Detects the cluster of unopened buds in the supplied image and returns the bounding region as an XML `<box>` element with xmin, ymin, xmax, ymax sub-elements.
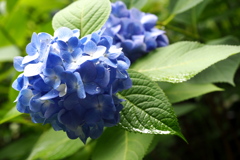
<box><xmin>12</xmin><ymin>1</ymin><xmax>169</xmax><ymax>143</ymax></box>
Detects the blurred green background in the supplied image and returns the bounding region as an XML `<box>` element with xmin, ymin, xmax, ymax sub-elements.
<box><xmin>0</xmin><ymin>0</ymin><xmax>240</xmax><ymax>159</ymax></box>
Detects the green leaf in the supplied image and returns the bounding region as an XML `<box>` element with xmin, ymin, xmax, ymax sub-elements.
<box><xmin>27</xmin><ymin>128</ymin><xmax>84</xmax><ymax>160</ymax></box>
<box><xmin>131</xmin><ymin>42</ymin><xmax>240</xmax><ymax>83</ymax></box>
<box><xmin>158</xmin><ymin>82</ymin><xmax>223</xmax><ymax>103</ymax></box>
<box><xmin>173</xmin><ymin>103</ymin><xmax>197</xmax><ymax>117</ymax></box>
<box><xmin>0</xmin><ymin>45</ymin><xmax>20</xmax><ymax>62</ymax></box>
<box><xmin>6</xmin><ymin>0</ymin><xmax>19</xmax><ymax>13</ymax></box>
<box><xmin>189</xmin><ymin>54</ymin><xmax>240</xmax><ymax>86</ymax></box>
<box><xmin>66</xmin><ymin>140</ymin><xmax>97</xmax><ymax>160</ymax></box>
<box><xmin>170</xmin><ymin>0</ymin><xmax>203</xmax><ymax>15</ymax></box>
<box><xmin>0</xmin><ymin>106</ymin><xmax>22</xmax><ymax>124</ymax></box>
<box><xmin>173</xmin><ymin>0</ymin><xmax>210</xmax><ymax>25</ymax></box>
<box><xmin>92</xmin><ymin>127</ymin><xmax>154</xmax><ymax>160</ymax></box>
<box><xmin>207</xmin><ymin>35</ymin><xmax>240</xmax><ymax>45</ymax></box>
<box><xmin>118</xmin><ymin>70</ymin><xmax>185</xmax><ymax>141</ymax></box>
<box><xmin>52</xmin><ymin>0</ymin><xmax>111</xmax><ymax>37</ymax></box>
<box><xmin>0</xmin><ymin>134</ymin><xmax>39</xmax><ymax>160</ymax></box>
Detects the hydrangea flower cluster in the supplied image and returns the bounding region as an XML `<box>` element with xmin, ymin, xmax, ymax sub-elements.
<box><xmin>12</xmin><ymin>27</ymin><xmax>132</xmax><ymax>143</ymax></box>
<box><xmin>102</xmin><ymin>1</ymin><xmax>169</xmax><ymax>62</ymax></box>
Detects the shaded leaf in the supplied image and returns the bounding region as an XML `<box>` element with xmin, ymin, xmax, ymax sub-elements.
<box><xmin>207</xmin><ymin>35</ymin><xmax>240</xmax><ymax>45</ymax></box>
<box><xmin>27</xmin><ymin>128</ymin><xmax>84</xmax><ymax>160</ymax></box>
<box><xmin>131</xmin><ymin>42</ymin><xmax>240</xmax><ymax>83</ymax></box>
<box><xmin>0</xmin><ymin>106</ymin><xmax>22</xmax><ymax>124</ymax></box>
<box><xmin>118</xmin><ymin>70</ymin><xmax>185</xmax><ymax>141</ymax></box>
<box><xmin>52</xmin><ymin>0</ymin><xmax>111</xmax><ymax>37</ymax></box>
<box><xmin>189</xmin><ymin>54</ymin><xmax>240</xmax><ymax>86</ymax></box>
<box><xmin>173</xmin><ymin>103</ymin><xmax>197</xmax><ymax>117</ymax></box>
<box><xmin>158</xmin><ymin>82</ymin><xmax>223</xmax><ymax>103</ymax></box>
<box><xmin>92</xmin><ymin>127</ymin><xmax>154</xmax><ymax>160</ymax></box>
<box><xmin>169</xmin><ymin>0</ymin><xmax>203</xmax><ymax>15</ymax></box>
<box><xmin>0</xmin><ymin>135</ymin><xmax>39</xmax><ymax>160</ymax></box>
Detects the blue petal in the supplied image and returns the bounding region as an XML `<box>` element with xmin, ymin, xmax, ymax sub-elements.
<box><xmin>40</xmin><ymin>89</ymin><xmax>59</xmax><ymax>100</ymax></box>
<box><xmin>26</xmin><ymin>43</ymin><xmax>37</xmax><ymax>56</ymax></box>
<box><xmin>29</xmin><ymin>97</ymin><xmax>42</xmax><ymax>112</ymax></box>
<box><xmin>141</xmin><ymin>14</ymin><xmax>158</xmax><ymax>30</ymax></box>
<box><xmin>16</xmin><ymin>102</ymin><xmax>30</xmax><ymax>113</ymax></box>
<box><xmin>84</xmin><ymin>82</ymin><xmax>101</xmax><ymax>95</ymax></box>
<box><xmin>91</xmin><ymin>32</ymin><xmax>100</xmax><ymax>43</ymax></box>
<box><xmin>22</xmin><ymin>53</ymin><xmax>39</xmax><ymax>64</ymax></box>
<box><xmin>68</xmin><ymin>37</ymin><xmax>79</xmax><ymax>49</ymax></box>
<box><xmin>63</xmin><ymin>92</ymin><xmax>80</xmax><ymax>110</ymax></box>
<box><xmin>54</xmin><ymin>27</ymin><xmax>73</xmax><ymax>41</ymax></box>
<box><xmin>57</xmin><ymin>40</ymin><xmax>68</xmax><ymax>50</ymax></box>
<box><xmin>84</xmin><ymin>109</ymin><xmax>101</xmax><ymax>125</ymax></box>
<box><xmin>74</xmin><ymin>72</ymin><xmax>86</xmax><ymax>99</ymax></box>
<box><xmin>84</xmin><ymin>40</ymin><xmax>97</xmax><ymax>55</ymax></box>
<box><xmin>13</xmin><ymin>56</ymin><xmax>24</xmax><ymax>72</ymax></box>
<box><xmin>79</xmin><ymin>61</ymin><xmax>97</xmax><ymax>82</ymax></box>
<box><xmin>89</xmin><ymin>121</ymin><xmax>104</xmax><ymax>139</ymax></box>
<box><xmin>12</xmin><ymin>74</ymin><xmax>24</xmax><ymax>91</ymax></box>
<box><xmin>31</xmin><ymin>33</ymin><xmax>40</xmax><ymax>49</ymax></box>
<box><xmin>38</xmin><ymin>32</ymin><xmax>52</xmax><ymax>43</ymax></box>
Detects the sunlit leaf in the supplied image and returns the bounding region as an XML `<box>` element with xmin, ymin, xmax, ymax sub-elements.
<box><xmin>52</xmin><ymin>0</ymin><xmax>111</xmax><ymax>37</ymax></box>
<box><xmin>131</xmin><ymin>42</ymin><xmax>240</xmax><ymax>83</ymax></box>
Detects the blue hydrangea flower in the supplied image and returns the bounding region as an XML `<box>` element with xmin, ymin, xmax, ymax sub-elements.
<box><xmin>12</xmin><ymin>27</ymin><xmax>132</xmax><ymax>143</ymax></box>
<box><xmin>102</xmin><ymin>1</ymin><xmax>169</xmax><ymax>62</ymax></box>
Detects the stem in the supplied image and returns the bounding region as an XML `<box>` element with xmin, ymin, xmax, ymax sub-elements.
<box><xmin>162</xmin><ymin>14</ymin><xmax>175</xmax><ymax>26</ymax></box>
<box><xmin>165</xmin><ymin>24</ymin><xmax>204</xmax><ymax>41</ymax></box>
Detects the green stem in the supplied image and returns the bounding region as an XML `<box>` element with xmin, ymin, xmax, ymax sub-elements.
<box><xmin>166</xmin><ymin>25</ymin><xmax>204</xmax><ymax>41</ymax></box>
<box><xmin>162</xmin><ymin>14</ymin><xmax>175</xmax><ymax>26</ymax></box>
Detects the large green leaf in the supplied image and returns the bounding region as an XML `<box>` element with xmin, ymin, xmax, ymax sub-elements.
<box><xmin>52</xmin><ymin>0</ymin><xmax>111</xmax><ymax>37</ymax></box>
<box><xmin>158</xmin><ymin>82</ymin><xmax>223</xmax><ymax>103</ymax></box>
<box><xmin>0</xmin><ymin>106</ymin><xmax>22</xmax><ymax>124</ymax></box>
<box><xmin>27</xmin><ymin>128</ymin><xmax>84</xmax><ymax>160</ymax></box>
<box><xmin>131</xmin><ymin>42</ymin><xmax>240</xmax><ymax>83</ymax></box>
<box><xmin>189</xmin><ymin>54</ymin><xmax>240</xmax><ymax>86</ymax></box>
<box><xmin>170</xmin><ymin>0</ymin><xmax>203</xmax><ymax>15</ymax></box>
<box><xmin>92</xmin><ymin>127</ymin><xmax>154</xmax><ymax>160</ymax></box>
<box><xmin>118</xmin><ymin>70</ymin><xmax>185</xmax><ymax>141</ymax></box>
<box><xmin>0</xmin><ymin>45</ymin><xmax>20</xmax><ymax>62</ymax></box>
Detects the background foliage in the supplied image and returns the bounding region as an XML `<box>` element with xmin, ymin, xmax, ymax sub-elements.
<box><xmin>0</xmin><ymin>0</ymin><xmax>240</xmax><ymax>159</ymax></box>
